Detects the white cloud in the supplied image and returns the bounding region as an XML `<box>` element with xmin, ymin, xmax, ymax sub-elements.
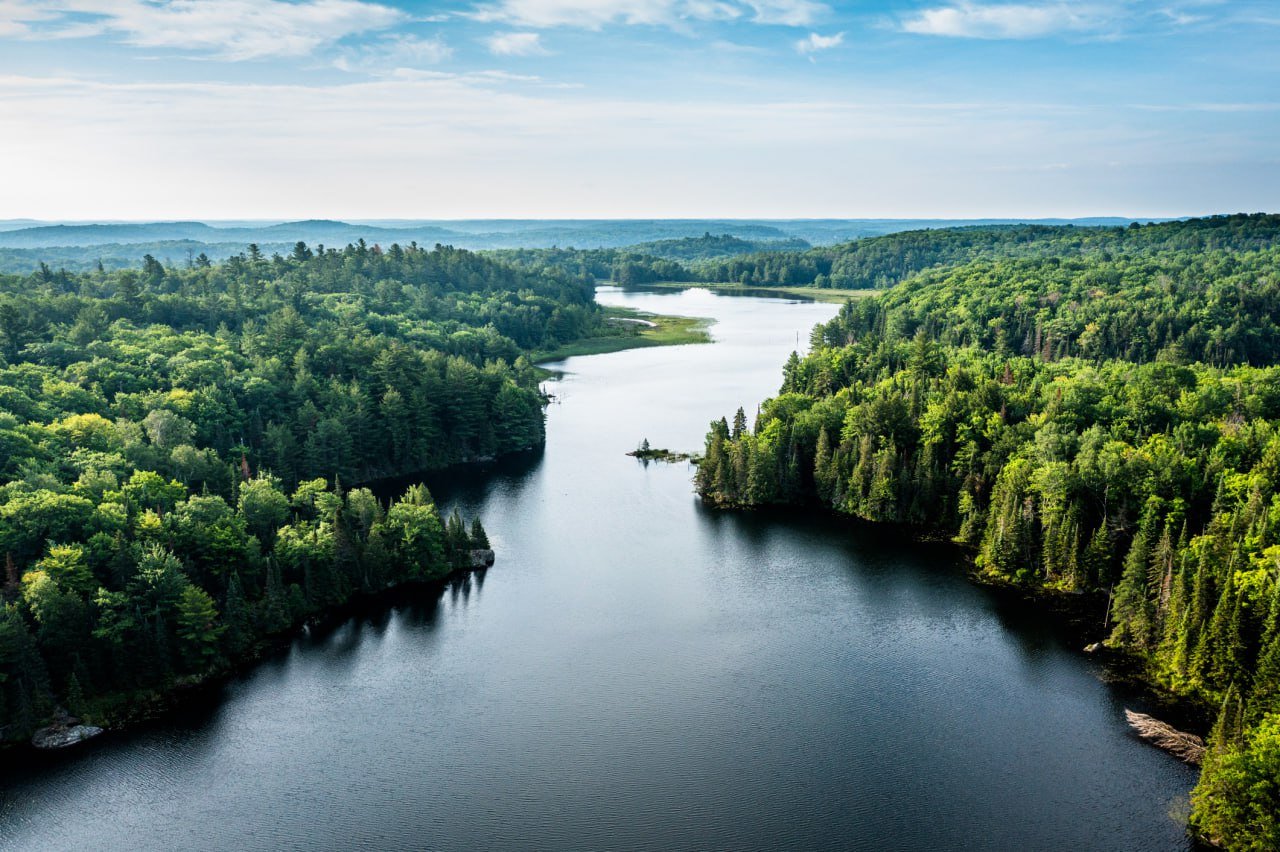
<box><xmin>4</xmin><ymin>71</ymin><xmax>1267</xmax><ymax>221</ymax></box>
<box><xmin>471</xmin><ymin>0</ymin><xmax>689</xmax><ymax>28</ymax></box>
<box><xmin>0</xmin><ymin>0</ymin><xmax>406</xmax><ymax>59</ymax></box>
<box><xmin>746</xmin><ymin>0</ymin><xmax>825</xmax><ymax>27</ymax></box>
<box><xmin>0</xmin><ymin>1</ymin><xmax>58</xmax><ymax>37</ymax></box>
<box><xmin>795</xmin><ymin>30</ymin><xmax>842</xmax><ymax>54</ymax></box>
<box><xmin>487</xmin><ymin>31</ymin><xmax>550</xmax><ymax>55</ymax></box>
<box><xmin>336</xmin><ymin>34</ymin><xmax>453</xmax><ymax>72</ymax></box>
<box><xmin>901</xmin><ymin>2</ymin><xmax>1118</xmax><ymax>39</ymax></box>
<box><xmin>469</xmin><ymin>0</ymin><xmax>826</xmax><ymax>29</ymax></box>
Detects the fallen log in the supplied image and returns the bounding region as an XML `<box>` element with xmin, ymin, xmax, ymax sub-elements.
<box><xmin>1125</xmin><ymin>708</ymin><xmax>1205</xmax><ymax>765</ymax></box>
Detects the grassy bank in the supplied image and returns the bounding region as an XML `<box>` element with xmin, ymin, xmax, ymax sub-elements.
<box><xmin>636</xmin><ymin>281</ymin><xmax>881</xmax><ymax>304</ymax></box>
<box><xmin>535</xmin><ymin>306</ymin><xmax>712</xmax><ymax>363</ymax></box>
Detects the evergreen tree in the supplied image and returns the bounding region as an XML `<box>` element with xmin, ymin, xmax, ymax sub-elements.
<box><xmin>469</xmin><ymin>518</ymin><xmax>490</xmax><ymax>550</ymax></box>
<box><xmin>176</xmin><ymin>586</ymin><xmax>223</xmax><ymax>672</ymax></box>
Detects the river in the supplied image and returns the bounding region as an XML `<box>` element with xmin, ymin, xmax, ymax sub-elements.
<box><xmin>0</xmin><ymin>286</ymin><xmax>1196</xmax><ymax>851</ymax></box>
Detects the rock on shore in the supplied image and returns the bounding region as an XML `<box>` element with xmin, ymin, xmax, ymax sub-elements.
<box><xmin>32</xmin><ymin>723</ymin><xmax>103</xmax><ymax>750</ymax></box>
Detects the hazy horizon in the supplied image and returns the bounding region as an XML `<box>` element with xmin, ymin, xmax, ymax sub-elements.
<box><xmin>0</xmin><ymin>214</ymin><xmax>1201</xmax><ymax>224</ymax></box>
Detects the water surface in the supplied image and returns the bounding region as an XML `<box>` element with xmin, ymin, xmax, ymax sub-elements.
<box><xmin>0</xmin><ymin>286</ymin><xmax>1195</xmax><ymax>851</ymax></box>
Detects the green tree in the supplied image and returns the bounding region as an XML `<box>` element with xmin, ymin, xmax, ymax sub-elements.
<box><xmin>175</xmin><ymin>586</ymin><xmax>223</xmax><ymax>671</ymax></box>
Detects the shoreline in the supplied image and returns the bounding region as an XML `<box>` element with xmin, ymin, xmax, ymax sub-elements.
<box><xmin>533</xmin><ymin>305</ymin><xmax>713</xmax><ymax>364</ymax></box>
<box><xmin>700</xmin><ymin>500</ymin><xmax>1214</xmax><ymax>736</ymax></box>
<box><xmin>3</xmin><ymin>294</ymin><xmax>705</xmax><ymax>763</ymax></box>
<box><xmin>1</xmin><ymin>561</ymin><xmax>488</xmax><ymax>766</ymax></box>
<box><xmin>3</xmin><ymin>444</ymin><xmax>531</xmax><ymax>761</ymax></box>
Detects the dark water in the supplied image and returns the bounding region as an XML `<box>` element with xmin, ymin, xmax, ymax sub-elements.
<box><xmin>0</xmin><ymin>286</ymin><xmax>1195</xmax><ymax>851</ymax></box>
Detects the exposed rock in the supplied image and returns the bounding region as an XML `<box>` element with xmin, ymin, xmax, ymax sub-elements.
<box><xmin>469</xmin><ymin>549</ymin><xmax>496</xmax><ymax>570</ymax></box>
<box><xmin>1125</xmin><ymin>709</ymin><xmax>1205</xmax><ymax>764</ymax></box>
<box><xmin>1083</xmin><ymin>642</ymin><xmax>1104</xmax><ymax>654</ymax></box>
<box><xmin>32</xmin><ymin>724</ymin><xmax>103</xmax><ymax>750</ymax></box>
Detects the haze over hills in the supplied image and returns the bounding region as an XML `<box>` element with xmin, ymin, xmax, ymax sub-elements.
<box><xmin>0</xmin><ymin>216</ymin><xmax>1170</xmax><ymax>272</ymax></box>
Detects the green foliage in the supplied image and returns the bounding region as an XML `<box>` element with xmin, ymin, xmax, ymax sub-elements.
<box><xmin>1193</xmin><ymin>712</ymin><xmax>1280</xmax><ymax>849</ymax></box>
<box><xmin>175</xmin><ymin>586</ymin><xmax>223</xmax><ymax>671</ymax></box>
<box><xmin>381</xmin><ymin>491</ymin><xmax>446</xmax><ymax>580</ymax></box>
<box><xmin>694</xmin><ymin>214</ymin><xmax>1280</xmax><ymax>291</ymax></box>
<box><xmin>620</xmin><ymin>233</ymin><xmax>810</xmax><ymax>262</ymax></box>
<box><xmin>469</xmin><ymin>517</ymin><xmax>490</xmax><ymax>550</ymax></box>
<box><xmin>695</xmin><ymin>215</ymin><xmax>1280</xmax><ymax>847</ymax></box>
<box><xmin>0</xmin><ymin>240</ymin><xmax>580</xmax><ymax>741</ymax></box>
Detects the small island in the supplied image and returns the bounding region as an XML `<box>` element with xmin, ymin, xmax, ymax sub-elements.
<box><xmin>627</xmin><ymin>439</ymin><xmax>696</xmax><ymax>463</ymax></box>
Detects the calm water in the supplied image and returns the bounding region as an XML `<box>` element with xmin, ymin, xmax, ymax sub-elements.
<box><xmin>0</xmin><ymin>286</ymin><xmax>1195</xmax><ymax>851</ymax></box>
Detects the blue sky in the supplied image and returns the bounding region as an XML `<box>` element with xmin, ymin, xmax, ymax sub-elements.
<box><xmin>0</xmin><ymin>0</ymin><xmax>1276</xmax><ymax>219</ymax></box>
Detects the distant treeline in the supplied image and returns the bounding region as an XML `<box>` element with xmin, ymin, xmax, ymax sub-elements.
<box><xmin>493</xmin><ymin>214</ymin><xmax>1280</xmax><ymax>296</ymax></box>
<box><xmin>690</xmin><ymin>214</ymin><xmax>1280</xmax><ymax>289</ymax></box>
<box><xmin>488</xmin><ymin>233</ymin><xmax>795</xmax><ymax>285</ymax></box>
<box><xmin>694</xmin><ymin>215</ymin><xmax>1280</xmax><ymax>849</ymax></box>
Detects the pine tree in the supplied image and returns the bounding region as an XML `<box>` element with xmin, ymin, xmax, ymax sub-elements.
<box><xmin>867</xmin><ymin>441</ymin><xmax>898</xmax><ymax>522</ymax></box>
<box><xmin>1210</xmin><ymin>683</ymin><xmax>1246</xmax><ymax>752</ymax></box>
<box><xmin>262</xmin><ymin>561</ymin><xmax>290</xmax><ymax>633</ymax></box>
<box><xmin>65</xmin><ymin>671</ymin><xmax>86</xmax><ymax>718</ymax></box>
<box><xmin>176</xmin><ymin>586</ymin><xmax>223</xmax><ymax>672</ymax></box>
<box><xmin>469</xmin><ymin>518</ymin><xmax>490</xmax><ymax>550</ymax></box>
<box><xmin>445</xmin><ymin>509</ymin><xmax>469</xmax><ymax>569</ymax></box>
<box><xmin>781</xmin><ymin>351</ymin><xmax>801</xmax><ymax>392</ymax></box>
<box><xmin>698</xmin><ymin>431</ymin><xmax>725</xmax><ymax>496</ymax></box>
<box><xmin>814</xmin><ymin>428</ymin><xmax>836</xmax><ymax>505</ymax></box>
<box><xmin>222</xmin><ymin>573</ymin><xmax>252</xmax><ymax>655</ymax></box>
<box><xmin>731</xmin><ymin>440</ymin><xmax>749</xmax><ymax>501</ymax></box>
<box><xmin>1111</xmin><ymin>502</ymin><xmax>1161</xmax><ymax>648</ymax></box>
<box><xmin>1207</xmin><ymin>572</ymin><xmax>1245</xmax><ymax>689</ymax></box>
<box><xmin>1251</xmin><ymin>624</ymin><xmax>1280</xmax><ymax>719</ymax></box>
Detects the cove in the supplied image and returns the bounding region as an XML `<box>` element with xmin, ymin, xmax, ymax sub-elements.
<box><xmin>0</xmin><ymin>287</ymin><xmax>1196</xmax><ymax>851</ymax></box>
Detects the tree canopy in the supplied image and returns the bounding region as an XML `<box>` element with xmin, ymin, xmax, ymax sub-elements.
<box><xmin>0</xmin><ymin>240</ymin><xmax>597</xmax><ymax>744</ymax></box>
<box><xmin>694</xmin><ymin>215</ymin><xmax>1280</xmax><ymax>847</ymax></box>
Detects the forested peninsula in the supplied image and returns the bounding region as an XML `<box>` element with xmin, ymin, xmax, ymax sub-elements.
<box><xmin>694</xmin><ymin>214</ymin><xmax>1280</xmax><ymax>848</ymax></box>
<box><xmin>0</xmin><ymin>240</ymin><xmax>611</xmax><ymax>747</ymax></box>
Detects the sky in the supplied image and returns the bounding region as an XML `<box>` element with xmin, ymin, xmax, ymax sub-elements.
<box><xmin>0</xmin><ymin>0</ymin><xmax>1277</xmax><ymax>219</ymax></box>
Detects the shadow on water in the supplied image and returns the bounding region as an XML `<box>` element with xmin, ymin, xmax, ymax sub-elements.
<box><xmin>0</xmin><ymin>574</ymin><xmax>458</xmax><ymax>792</ymax></box>
<box><xmin>695</xmin><ymin>499</ymin><xmax>1208</xmax><ymax>730</ymax></box>
<box><xmin>365</xmin><ymin>446</ymin><xmax>546</xmax><ymax>506</ymax></box>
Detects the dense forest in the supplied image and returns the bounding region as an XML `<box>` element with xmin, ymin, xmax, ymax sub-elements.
<box><xmin>0</xmin><ymin>240</ymin><xmax>601</xmax><ymax>745</ymax></box>
<box><xmin>618</xmin><ymin>233</ymin><xmax>810</xmax><ymax>262</ymax></box>
<box><xmin>692</xmin><ymin>214</ymin><xmax>1280</xmax><ymax>290</ymax></box>
<box><xmin>696</xmin><ymin>216</ymin><xmax>1280</xmax><ymax>848</ymax></box>
<box><xmin>491</xmin><ymin>234</ymin><xmax>806</xmax><ymax>286</ymax></box>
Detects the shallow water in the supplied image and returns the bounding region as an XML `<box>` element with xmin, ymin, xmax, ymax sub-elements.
<box><xmin>0</xmin><ymin>286</ymin><xmax>1195</xmax><ymax>851</ymax></box>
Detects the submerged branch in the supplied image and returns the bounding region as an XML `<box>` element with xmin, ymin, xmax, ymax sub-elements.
<box><xmin>1125</xmin><ymin>709</ymin><xmax>1205</xmax><ymax>765</ymax></box>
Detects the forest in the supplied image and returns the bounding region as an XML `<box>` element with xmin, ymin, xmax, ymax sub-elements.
<box><xmin>0</xmin><ymin>240</ymin><xmax>602</xmax><ymax>745</ymax></box>
<box><xmin>691</xmin><ymin>213</ymin><xmax>1280</xmax><ymax>290</ymax></box>
<box><xmin>695</xmin><ymin>215</ymin><xmax>1280</xmax><ymax>849</ymax></box>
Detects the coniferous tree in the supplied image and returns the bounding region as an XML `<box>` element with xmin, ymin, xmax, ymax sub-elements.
<box><xmin>469</xmin><ymin>518</ymin><xmax>490</xmax><ymax>550</ymax></box>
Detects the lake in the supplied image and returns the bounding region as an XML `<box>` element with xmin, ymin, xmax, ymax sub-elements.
<box><xmin>0</xmin><ymin>286</ymin><xmax>1196</xmax><ymax>851</ymax></box>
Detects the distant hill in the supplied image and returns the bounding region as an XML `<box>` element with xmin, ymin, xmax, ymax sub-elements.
<box><xmin>0</xmin><ymin>220</ymin><xmax>458</xmax><ymax>250</ymax></box>
<box><xmin>624</xmin><ymin>233</ymin><xmax>810</xmax><ymax>261</ymax></box>
<box><xmin>0</xmin><ymin>216</ymin><xmax>1176</xmax><ymax>273</ymax></box>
